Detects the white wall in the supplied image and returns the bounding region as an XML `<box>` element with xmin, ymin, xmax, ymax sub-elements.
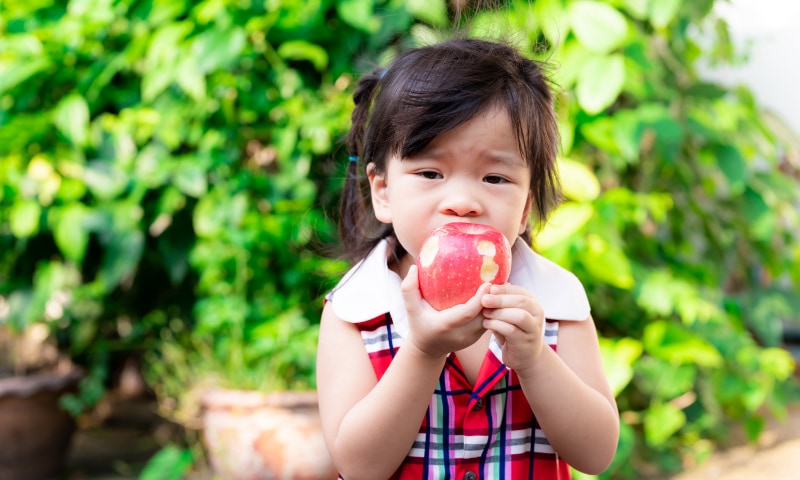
<box><xmin>704</xmin><ymin>0</ymin><xmax>800</xmax><ymax>136</ymax></box>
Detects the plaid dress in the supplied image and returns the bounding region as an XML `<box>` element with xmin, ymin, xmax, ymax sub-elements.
<box><xmin>348</xmin><ymin>312</ymin><xmax>571</xmax><ymax>480</ymax></box>
<box><xmin>328</xmin><ymin>238</ymin><xmax>589</xmax><ymax>479</ymax></box>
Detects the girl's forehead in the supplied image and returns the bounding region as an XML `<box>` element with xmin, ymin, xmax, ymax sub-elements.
<box><xmin>418</xmin><ymin>108</ymin><xmax>523</xmax><ymax>151</ymax></box>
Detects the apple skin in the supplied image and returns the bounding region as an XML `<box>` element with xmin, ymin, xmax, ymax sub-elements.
<box><xmin>416</xmin><ymin>222</ymin><xmax>512</xmax><ymax>311</ymax></box>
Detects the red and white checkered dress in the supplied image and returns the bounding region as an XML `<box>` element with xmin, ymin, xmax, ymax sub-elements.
<box><xmin>328</xmin><ymin>238</ymin><xmax>591</xmax><ymax>480</ymax></box>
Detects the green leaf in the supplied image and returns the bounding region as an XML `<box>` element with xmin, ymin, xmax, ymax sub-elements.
<box><xmin>635</xmin><ymin>270</ymin><xmax>674</xmax><ymax>318</ymax></box>
<box><xmin>620</xmin><ymin>0</ymin><xmax>649</xmax><ymax>20</ymax></box>
<box><xmin>536</xmin><ymin>202</ymin><xmax>594</xmax><ymax>250</ymax></box>
<box><xmin>636</xmin><ymin>269</ymin><xmax>721</xmax><ymax>324</ymax></box>
<box><xmin>192</xmin><ymin>27</ymin><xmax>247</xmax><ymax>73</ymax></box>
<box><xmin>142</xmin><ymin>0</ymin><xmax>187</xmax><ymax>25</ymax></box>
<box><xmin>173</xmin><ymin>160</ymin><xmax>208</xmax><ymax>198</ymax></box>
<box><xmin>686</xmin><ymin>82</ymin><xmax>728</xmax><ymax>99</ymax></box>
<box><xmin>742</xmin><ymin>188</ymin><xmax>775</xmax><ymax>241</ymax></box>
<box><xmin>10</xmin><ymin>199</ymin><xmax>42</xmax><ymax>238</ymax></box>
<box><xmin>156</xmin><ymin>185</ymin><xmax>187</xmax><ymax>216</ymax></box>
<box><xmin>139</xmin><ymin>444</ymin><xmax>194</xmax><ymax>480</ymax></box>
<box><xmin>599</xmin><ymin>337</ymin><xmax>643</xmax><ymax>396</ymax></box>
<box><xmin>714</xmin><ymin>144</ymin><xmax>747</xmax><ymax>193</ymax></box>
<box><xmin>175</xmin><ymin>58</ymin><xmax>206</xmax><ymax>100</ymax></box>
<box><xmin>643</xmin><ymin>321</ymin><xmax>723</xmax><ymax>367</ymax></box>
<box><xmin>85</xmin><ymin>54</ymin><xmax>129</xmax><ymax>103</ymax></box>
<box><xmin>580</xmin><ymin>117</ymin><xmax>619</xmax><ymax>152</ymax></box>
<box><xmin>636</xmin><ymin>357</ymin><xmax>697</xmax><ymax>401</ymax></box>
<box><xmin>559</xmin><ymin>158</ymin><xmax>601</xmax><ymax>202</ymax></box>
<box><xmin>644</xmin><ymin>402</ymin><xmax>686</xmax><ymax>446</ymax></box>
<box><xmin>610</xmin><ymin>423</ymin><xmax>637</xmax><ymax>476</ymax></box>
<box><xmin>194</xmin><ymin>295</ymin><xmax>248</xmax><ymax>333</ymax></box>
<box><xmin>744</xmin><ymin>415</ymin><xmax>765</xmax><ymax>443</ymax></box>
<box><xmin>405</xmin><ymin>0</ymin><xmax>447</xmax><ymax>27</ymax></box>
<box><xmin>99</xmin><ymin>229</ymin><xmax>145</xmax><ymax>292</ymax></box>
<box><xmin>557</xmin><ymin>113</ymin><xmax>574</xmax><ymax>155</ymax></box>
<box><xmin>759</xmin><ymin>347</ymin><xmax>796</xmax><ymax>381</ymax></box>
<box><xmin>193</xmin><ymin>194</ymin><xmax>223</xmax><ymax>238</ymax></box>
<box><xmin>741</xmin><ymin>384</ymin><xmax>769</xmax><ymax>412</ymax></box>
<box><xmin>53</xmin><ymin>94</ymin><xmax>90</xmax><ymax>147</ymax></box>
<box><xmin>28</xmin><ymin>260</ymin><xmax>77</xmax><ymax>324</ymax></box>
<box><xmin>52</xmin><ymin>203</ymin><xmax>90</xmax><ymax>264</ymax></box>
<box><xmin>0</xmin><ymin>113</ymin><xmax>51</xmax><ymax>154</ymax></box>
<box><xmin>552</xmin><ymin>40</ymin><xmax>593</xmax><ymax>89</ymax></box>
<box><xmin>193</xmin><ymin>191</ymin><xmax>248</xmax><ymax>238</ymax></box>
<box><xmin>649</xmin><ymin>0</ymin><xmax>682</xmax><ymax>29</ymax></box>
<box><xmin>568</xmin><ymin>1</ymin><xmax>628</xmax><ymax>53</ymax></box>
<box><xmin>277</xmin><ymin>40</ymin><xmax>329</xmax><ymax>71</ymax></box>
<box><xmin>534</xmin><ymin>0</ymin><xmax>569</xmax><ymax>47</ymax></box>
<box><xmin>142</xmin><ymin>22</ymin><xmax>193</xmax><ymax>100</ymax></box>
<box><xmin>337</xmin><ymin>0</ymin><xmax>381</xmax><ymax>33</ymax></box>
<box><xmin>581</xmin><ymin>233</ymin><xmax>634</xmax><ymax>289</ymax></box>
<box><xmin>576</xmin><ymin>54</ymin><xmax>625</xmax><ymax>114</ymax></box>
<box><xmin>649</xmin><ymin>117</ymin><xmax>683</xmax><ymax>161</ymax></box>
<box><xmin>83</xmin><ymin>160</ymin><xmax>129</xmax><ymax>200</ymax></box>
<box><xmin>141</xmin><ymin>67</ymin><xmax>174</xmax><ymax>102</ymax></box>
<box><xmin>0</xmin><ymin>57</ymin><xmax>50</xmax><ymax>96</ymax></box>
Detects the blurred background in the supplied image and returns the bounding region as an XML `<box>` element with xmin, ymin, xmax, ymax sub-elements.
<box><xmin>1</xmin><ymin>0</ymin><xmax>799</xmax><ymax>479</ymax></box>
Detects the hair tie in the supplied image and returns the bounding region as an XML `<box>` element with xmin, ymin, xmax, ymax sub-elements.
<box><xmin>379</xmin><ymin>69</ymin><xmax>387</xmax><ymax>79</ymax></box>
<box><xmin>348</xmin><ymin>155</ymin><xmax>359</xmax><ymax>163</ymax></box>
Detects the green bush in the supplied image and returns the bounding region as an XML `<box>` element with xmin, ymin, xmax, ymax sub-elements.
<box><xmin>472</xmin><ymin>0</ymin><xmax>800</xmax><ymax>477</ymax></box>
<box><xmin>0</xmin><ymin>0</ymin><xmax>443</xmax><ymax>419</ymax></box>
<box><xmin>1</xmin><ymin>0</ymin><xmax>798</xmax><ymax>478</ymax></box>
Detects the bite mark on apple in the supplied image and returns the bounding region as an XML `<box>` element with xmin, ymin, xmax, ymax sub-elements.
<box><xmin>419</xmin><ymin>235</ymin><xmax>439</xmax><ymax>268</ymax></box>
<box><xmin>477</xmin><ymin>240</ymin><xmax>500</xmax><ymax>282</ymax></box>
<box><xmin>476</xmin><ymin>240</ymin><xmax>496</xmax><ymax>257</ymax></box>
<box><xmin>480</xmin><ymin>257</ymin><xmax>499</xmax><ymax>282</ymax></box>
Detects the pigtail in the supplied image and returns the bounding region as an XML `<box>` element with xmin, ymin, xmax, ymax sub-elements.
<box><xmin>339</xmin><ymin>68</ymin><xmax>386</xmax><ymax>262</ymax></box>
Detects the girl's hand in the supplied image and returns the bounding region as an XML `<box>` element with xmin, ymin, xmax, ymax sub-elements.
<box><xmin>480</xmin><ymin>283</ymin><xmax>545</xmax><ymax>374</ymax></box>
<box><xmin>400</xmin><ymin>265</ymin><xmax>489</xmax><ymax>358</ymax></box>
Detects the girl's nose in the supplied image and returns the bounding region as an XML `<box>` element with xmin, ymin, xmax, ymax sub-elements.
<box><xmin>439</xmin><ymin>191</ymin><xmax>482</xmax><ymax>217</ymax></box>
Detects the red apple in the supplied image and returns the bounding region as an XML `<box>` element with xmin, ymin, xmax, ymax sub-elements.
<box><xmin>416</xmin><ymin>222</ymin><xmax>512</xmax><ymax>311</ymax></box>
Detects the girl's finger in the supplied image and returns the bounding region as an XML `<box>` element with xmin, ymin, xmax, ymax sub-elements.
<box><xmin>484</xmin><ymin>308</ymin><xmax>539</xmax><ymax>334</ymax></box>
<box><xmin>489</xmin><ymin>283</ymin><xmax>532</xmax><ymax>296</ymax></box>
<box><xmin>482</xmin><ymin>294</ymin><xmax>543</xmax><ymax>320</ymax></box>
<box><xmin>483</xmin><ymin>318</ymin><xmax>517</xmax><ymax>339</ymax></box>
<box><xmin>401</xmin><ymin>265</ymin><xmax>423</xmax><ymax>316</ymax></box>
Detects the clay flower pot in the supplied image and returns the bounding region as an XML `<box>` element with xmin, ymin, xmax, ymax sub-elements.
<box><xmin>0</xmin><ymin>367</ymin><xmax>83</xmax><ymax>480</ymax></box>
<box><xmin>201</xmin><ymin>389</ymin><xmax>337</xmax><ymax>480</ymax></box>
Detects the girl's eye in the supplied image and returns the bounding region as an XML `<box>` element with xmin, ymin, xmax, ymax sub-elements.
<box><xmin>418</xmin><ymin>171</ymin><xmax>442</xmax><ymax>180</ymax></box>
<box><xmin>484</xmin><ymin>175</ymin><xmax>508</xmax><ymax>184</ymax></box>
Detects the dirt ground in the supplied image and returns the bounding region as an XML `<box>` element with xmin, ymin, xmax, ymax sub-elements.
<box><xmin>668</xmin><ymin>403</ymin><xmax>800</xmax><ymax>480</ymax></box>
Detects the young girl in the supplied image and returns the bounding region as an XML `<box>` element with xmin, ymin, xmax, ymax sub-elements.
<box><xmin>317</xmin><ymin>38</ymin><xmax>619</xmax><ymax>479</ymax></box>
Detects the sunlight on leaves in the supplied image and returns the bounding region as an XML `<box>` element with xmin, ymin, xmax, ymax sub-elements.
<box><xmin>536</xmin><ymin>202</ymin><xmax>594</xmax><ymax>250</ymax></box>
<box><xmin>568</xmin><ymin>1</ymin><xmax>628</xmax><ymax>53</ymax></box>
<box><xmin>559</xmin><ymin>158</ymin><xmax>601</xmax><ymax>202</ymax></box>
<box><xmin>599</xmin><ymin>337</ymin><xmax>643</xmax><ymax>396</ymax></box>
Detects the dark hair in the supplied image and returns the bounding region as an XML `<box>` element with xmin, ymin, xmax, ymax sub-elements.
<box><xmin>339</xmin><ymin>37</ymin><xmax>561</xmax><ymax>264</ymax></box>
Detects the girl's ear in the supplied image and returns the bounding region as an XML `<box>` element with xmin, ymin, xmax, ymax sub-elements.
<box><xmin>518</xmin><ymin>192</ymin><xmax>533</xmax><ymax>235</ymax></box>
<box><xmin>367</xmin><ymin>163</ymin><xmax>392</xmax><ymax>224</ymax></box>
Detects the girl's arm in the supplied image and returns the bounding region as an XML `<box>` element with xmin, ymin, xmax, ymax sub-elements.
<box><xmin>317</xmin><ymin>268</ymin><xmax>489</xmax><ymax>480</ymax></box>
<box><xmin>316</xmin><ymin>304</ymin><xmax>446</xmax><ymax>479</ymax></box>
<box><xmin>517</xmin><ymin>316</ymin><xmax>620</xmax><ymax>474</ymax></box>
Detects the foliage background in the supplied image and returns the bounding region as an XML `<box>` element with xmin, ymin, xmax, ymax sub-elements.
<box><xmin>1</xmin><ymin>0</ymin><xmax>799</xmax><ymax>478</ymax></box>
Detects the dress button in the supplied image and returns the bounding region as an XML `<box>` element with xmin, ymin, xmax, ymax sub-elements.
<box><xmin>464</xmin><ymin>471</ymin><xmax>477</xmax><ymax>480</ymax></box>
<box><xmin>472</xmin><ymin>398</ymin><xmax>483</xmax><ymax>411</ymax></box>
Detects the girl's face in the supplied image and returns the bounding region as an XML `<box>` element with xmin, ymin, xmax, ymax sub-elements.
<box><xmin>368</xmin><ymin>106</ymin><xmax>533</xmax><ymax>277</ymax></box>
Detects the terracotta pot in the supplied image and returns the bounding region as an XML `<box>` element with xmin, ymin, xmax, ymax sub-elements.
<box><xmin>201</xmin><ymin>389</ymin><xmax>337</xmax><ymax>480</ymax></box>
<box><xmin>0</xmin><ymin>368</ymin><xmax>83</xmax><ymax>480</ymax></box>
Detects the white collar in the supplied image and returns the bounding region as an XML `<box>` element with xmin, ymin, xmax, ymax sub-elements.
<box><xmin>327</xmin><ymin>238</ymin><xmax>590</xmax><ymax>338</ymax></box>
